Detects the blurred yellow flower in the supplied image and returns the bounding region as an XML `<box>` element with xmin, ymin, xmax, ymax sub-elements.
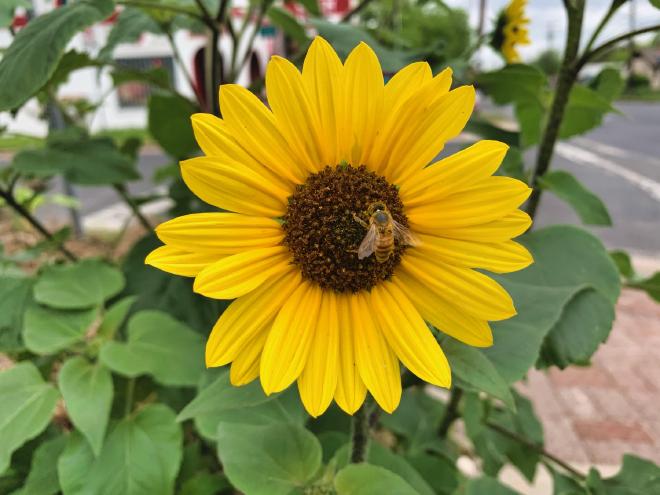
<box><xmin>146</xmin><ymin>37</ymin><xmax>533</xmax><ymax>417</ymax></box>
<box><xmin>492</xmin><ymin>0</ymin><xmax>531</xmax><ymax>63</ymax></box>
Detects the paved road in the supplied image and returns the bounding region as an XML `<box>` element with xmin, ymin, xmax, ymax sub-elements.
<box><xmin>27</xmin><ymin>101</ymin><xmax>660</xmax><ymax>257</ymax></box>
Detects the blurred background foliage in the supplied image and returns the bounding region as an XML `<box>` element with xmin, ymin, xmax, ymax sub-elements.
<box><xmin>0</xmin><ymin>0</ymin><xmax>660</xmax><ymax>494</ymax></box>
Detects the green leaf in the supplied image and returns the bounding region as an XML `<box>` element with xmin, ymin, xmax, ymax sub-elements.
<box><xmin>96</xmin><ymin>296</ymin><xmax>137</xmax><ymax>340</ymax></box>
<box><xmin>334</xmin><ymin>464</ymin><xmax>420</xmax><ymax>495</ymax></box>
<box><xmin>216</xmin><ymin>422</ymin><xmax>322</xmax><ymax>495</ymax></box>
<box><xmin>484</xmin><ymin>225</ymin><xmax>620</xmax><ymax>382</ymax></box>
<box><xmin>180</xmin><ymin>370</ymin><xmax>306</xmax><ymax>440</ymax></box>
<box><xmin>16</xmin><ymin>435</ymin><xmax>66</xmax><ymax>495</ymax></box>
<box><xmin>587</xmin><ymin>454</ymin><xmax>660</xmax><ymax>494</ymax></box>
<box><xmin>498</xmin><ymin>146</ymin><xmax>526</xmax><ymax>181</ymax></box>
<box><xmin>148</xmin><ymin>93</ymin><xmax>198</xmax><ymax>159</ymax></box>
<box><xmin>58</xmin><ymin>404</ymin><xmax>183</xmax><ymax>495</ymax></box>
<box><xmin>12</xmin><ymin>137</ymin><xmax>139</xmax><ymax>186</ymax></box>
<box><xmin>629</xmin><ymin>272</ymin><xmax>660</xmax><ymax>302</ymax></box>
<box><xmin>441</xmin><ymin>338</ymin><xmax>515</xmax><ymax>410</ymax></box>
<box><xmin>592</xmin><ymin>67</ymin><xmax>624</xmax><ymax>102</ymax></box>
<box><xmin>267</xmin><ymin>7</ymin><xmax>309</xmax><ymax>45</ymax></box>
<box><xmin>58</xmin><ymin>357</ymin><xmax>113</xmax><ymax>456</ymax></box>
<box><xmin>48</xmin><ymin>51</ymin><xmax>104</xmax><ymax>90</ymax></box>
<box><xmin>0</xmin><ymin>276</ymin><xmax>32</xmax><ymax>352</ymax></box>
<box><xmin>23</xmin><ymin>304</ymin><xmax>97</xmax><ymax>355</ymax></box>
<box><xmin>465</xmin><ymin>118</ymin><xmax>520</xmax><ymax>147</ymax></box>
<box><xmin>298</xmin><ymin>0</ymin><xmax>321</xmax><ymax>16</ymax></box>
<box><xmin>465</xmin><ymin>476</ymin><xmax>521</xmax><ymax>494</ymax></box>
<box><xmin>560</xmin><ymin>84</ymin><xmax>617</xmax><ymax>139</ymax></box>
<box><xmin>540</xmin><ymin>289</ymin><xmax>615</xmax><ymax>368</ymax></box>
<box><xmin>609</xmin><ymin>250</ymin><xmax>634</xmax><ymax>279</ymax></box>
<box><xmin>379</xmin><ymin>388</ymin><xmax>446</xmax><ymax>455</ymax></box>
<box><xmin>111</xmin><ymin>66</ymin><xmax>171</xmax><ymax>91</ymax></box>
<box><xmin>539</xmin><ymin>170</ymin><xmax>612</xmax><ymax>225</ymax></box>
<box><xmin>0</xmin><ymin>1</ymin><xmax>30</xmax><ymax>29</ymax></box>
<box><xmin>99</xmin><ymin>310</ymin><xmax>204</xmax><ymax>386</ymax></box>
<box><xmin>178</xmin><ymin>472</ymin><xmax>230</xmax><ymax>495</ymax></box>
<box><xmin>177</xmin><ymin>369</ymin><xmax>273</xmax><ymax>422</ymax></box>
<box><xmin>0</xmin><ymin>362</ymin><xmax>59</xmax><ymax>473</ymax></box>
<box><xmin>99</xmin><ymin>8</ymin><xmax>163</xmax><ymax>60</ymax></box>
<box><xmin>0</xmin><ymin>0</ymin><xmax>115</xmax><ymax>111</ymax></box>
<box><xmin>311</xmin><ymin>19</ymin><xmax>410</xmax><ymax>73</ymax></box>
<box><xmin>476</xmin><ymin>64</ymin><xmax>546</xmax><ymax>106</ymax></box>
<box><xmin>651</xmin><ymin>0</ymin><xmax>660</xmax><ymax>8</ymax></box>
<box><xmin>332</xmin><ymin>443</ymin><xmax>434</xmax><ymax>495</ymax></box>
<box><xmin>406</xmin><ymin>453</ymin><xmax>460</xmax><ymax>495</ymax></box>
<box><xmin>34</xmin><ymin>259</ymin><xmax>124</xmax><ymax>310</ymax></box>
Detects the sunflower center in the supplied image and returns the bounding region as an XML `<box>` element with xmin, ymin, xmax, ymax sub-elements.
<box><xmin>282</xmin><ymin>165</ymin><xmax>409</xmax><ymax>293</ymax></box>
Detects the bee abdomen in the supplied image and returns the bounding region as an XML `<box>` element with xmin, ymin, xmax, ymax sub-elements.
<box><xmin>374</xmin><ymin>233</ymin><xmax>394</xmax><ymax>263</ymax></box>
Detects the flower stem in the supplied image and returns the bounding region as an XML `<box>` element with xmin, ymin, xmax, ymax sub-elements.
<box><xmin>526</xmin><ymin>0</ymin><xmax>585</xmax><ymax>220</ymax></box>
<box><xmin>350</xmin><ymin>404</ymin><xmax>370</xmax><ymax>463</ymax></box>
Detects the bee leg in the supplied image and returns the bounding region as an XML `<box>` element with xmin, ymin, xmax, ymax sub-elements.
<box><xmin>352</xmin><ymin>213</ymin><xmax>369</xmax><ymax>229</ymax></box>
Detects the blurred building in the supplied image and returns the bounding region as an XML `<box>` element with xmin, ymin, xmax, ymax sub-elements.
<box><xmin>0</xmin><ymin>0</ymin><xmax>351</xmax><ymax>136</ymax></box>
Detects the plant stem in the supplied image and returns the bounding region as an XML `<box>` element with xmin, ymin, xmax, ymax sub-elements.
<box><xmin>438</xmin><ymin>387</ymin><xmax>463</xmax><ymax>438</ymax></box>
<box><xmin>526</xmin><ymin>0</ymin><xmax>585</xmax><ymax>220</ymax></box>
<box><xmin>576</xmin><ymin>24</ymin><xmax>660</xmax><ymax>72</ymax></box>
<box><xmin>350</xmin><ymin>404</ymin><xmax>370</xmax><ymax>463</ymax></box>
<box><xmin>0</xmin><ymin>187</ymin><xmax>78</xmax><ymax>261</ymax></box>
<box><xmin>124</xmin><ymin>378</ymin><xmax>136</xmax><ymax>416</ymax></box>
<box><xmin>342</xmin><ymin>0</ymin><xmax>375</xmax><ymax>22</ymax></box>
<box><xmin>582</xmin><ymin>0</ymin><xmax>625</xmax><ymax>55</ymax></box>
<box><xmin>164</xmin><ymin>29</ymin><xmax>205</xmax><ymax>108</ymax></box>
<box><xmin>485</xmin><ymin>421</ymin><xmax>587</xmax><ymax>480</ymax></box>
<box><xmin>114</xmin><ymin>185</ymin><xmax>153</xmax><ymax>231</ymax></box>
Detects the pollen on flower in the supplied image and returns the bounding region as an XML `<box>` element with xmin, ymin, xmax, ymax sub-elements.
<box><xmin>282</xmin><ymin>165</ymin><xmax>409</xmax><ymax>293</ymax></box>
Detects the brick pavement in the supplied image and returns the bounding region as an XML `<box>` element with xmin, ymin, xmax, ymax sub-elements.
<box><xmin>519</xmin><ymin>289</ymin><xmax>660</xmax><ymax>466</ymax></box>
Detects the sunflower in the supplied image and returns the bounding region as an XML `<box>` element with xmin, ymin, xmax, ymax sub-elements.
<box><xmin>491</xmin><ymin>0</ymin><xmax>531</xmax><ymax>63</ymax></box>
<box><xmin>146</xmin><ymin>37</ymin><xmax>533</xmax><ymax>417</ymax></box>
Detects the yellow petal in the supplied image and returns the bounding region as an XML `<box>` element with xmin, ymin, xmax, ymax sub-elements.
<box><xmin>155</xmin><ymin>213</ymin><xmax>283</xmax><ymax>254</ymax></box>
<box><xmin>352</xmin><ymin>292</ymin><xmax>401</xmax><ymax>413</ymax></box>
<box><xmin>400</xmin><ymin>140</ymin><xmax>509</xmax><ymax>207</ymax></box>
<box><xmin>414</xmin><ymin>235</ymin><xmax>533</xmax><ymax>274</ymax></box>
<box><xmin>387</xmin><ymin>85</ymin><xmax>476</xmax><ymax>185</ymax></box>
<box><xmin>401</xmin><ymin>253</ymin><xmax>516</xmax><ymax>321</ymax></box>
<box><xmin>371</xmin><ymin>68</ymin><xmax>451</xmax><ymax>173</ymax></box>
<box><xmin>206</xmin><ymin>269</ymin><xmax>301</xmax><ymax>366</ymax></box>
<box><xmin>302</xmin><ymin>36</ymin><xmax>343</xmax><ymax>167</ymax></box>
<box><xmin>431</xmin><ymin>209</ymin><xmax>532</xmax><ymax>242</ymax></box>
<box><xmin>334</xmin><ymin>294</ymin><xmax>367</xmax><ymax>414</ymax></box>
<box><xmin>260</xmin><ymin>281</ymin><xmax>323</xmax><ymax>394</ymax></box>
<box><xmin>190</xmin><ymin>113</ymin><xmax>293</xmax><ymax>192</ymax></box>
<box><xmin>407</xmin><ymin>176</ymin><xmax>531</xmax><ymax>232</ymax></box>
<box><xmin>298</xmin><ymin>291</ymin><xmax>340</xmax><ymax>417</ymax></box>
<box><xmin>180</xmin><ymin>156</ymin><xmax>289</xmax><ymax>217</ymax></box>
<box><xmin>145</xmin><ymin>245</ymin><xmax>221</xmax><ymax>277</ymax></box>
<box><xmin>341</xmin><ymin>42</ymin><xmax>384</xmax><ymax>166</ymax></box>
<box><xmin>194</xmin><ymin>246</ymin><xmax>292</xmax><ymax>299</ymax></box>
<box><xmin>267</xmin><ymin>56</ymin><xmax>324</xmax><ymax>174</ymax></box>
<box><xmin>219</xmin><ymin>84</ymin><xmax>306</xmax><ymax>183</ymax></box>
<box><xmin>230</xmin><ymin>331</ymin><xmax>267</xmax><ymax>386</ymax></box>
<box><xmin>370</xmin><ymin>282</ymin><xmax>451</xmax><ymax>388</ymax></box>
<box><xmin>393</xmin><ymin>272</ymin><xmax>493</xmax><ymax>347</ymax></box>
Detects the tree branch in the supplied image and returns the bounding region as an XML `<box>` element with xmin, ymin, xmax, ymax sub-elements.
<box><xmin>117</xmin><ymin>0</ymin><xmax>210</xmax><ymax>26</ymax></box>
<box><xmin>114</xmin><ymin>185</ymin><xmax>153</xmax><ymax>232</ymax></box>
<box><xmin>342</xmin><ymin>0</ymin><xmax>375</xmax><ymax>22</ymax></box>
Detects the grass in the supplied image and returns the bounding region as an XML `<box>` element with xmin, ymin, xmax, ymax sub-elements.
<box><xmin>618</xmin><ymin>89</ymin><xmax>660</xmax><ymax>102</ymax></box>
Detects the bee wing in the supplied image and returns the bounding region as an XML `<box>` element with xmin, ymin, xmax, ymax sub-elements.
<box><xmin>357</xmin><ymin>224</ymin><xmax>378</xmax><ymax>260</ymax></box>
<box><xmin>392</xmin><ymin>219</ymin><xmax>419</xmax><ymax>247</ymax></box>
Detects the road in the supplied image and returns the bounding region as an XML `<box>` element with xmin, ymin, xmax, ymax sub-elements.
<box><xmin>27</xmin><ymin>101</ymin><xmax>660</xmax><ymax>259</ymax></box>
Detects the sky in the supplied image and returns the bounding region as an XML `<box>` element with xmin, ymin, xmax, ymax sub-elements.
<box><xmin>443</xmin><ymin>0</ymin><xmax>660</xmax><ymax>64</ymax></box>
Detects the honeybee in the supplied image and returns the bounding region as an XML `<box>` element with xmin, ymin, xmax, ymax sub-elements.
<box><xmin>353</xmin><ymin>202</ymin><xmax>417</xmax><ymax>263</ymax></box>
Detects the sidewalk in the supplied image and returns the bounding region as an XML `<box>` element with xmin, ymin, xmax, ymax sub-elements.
<box><xmin>521</xmin><ymin>289</ymin><xmax>660</xmax><ymax>466</ymax></box>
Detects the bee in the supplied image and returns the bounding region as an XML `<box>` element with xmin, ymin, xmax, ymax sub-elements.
<box><xmin>353</xmin><ymin>202</ymin><xmax>417</xmax><ymax>263</ymax></box>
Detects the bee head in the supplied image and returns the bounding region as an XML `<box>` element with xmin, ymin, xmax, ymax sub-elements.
<box><xmin>374</xmin><ymin>210</ymin><xmax>389</xmax><ymax>224</ymax></box>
